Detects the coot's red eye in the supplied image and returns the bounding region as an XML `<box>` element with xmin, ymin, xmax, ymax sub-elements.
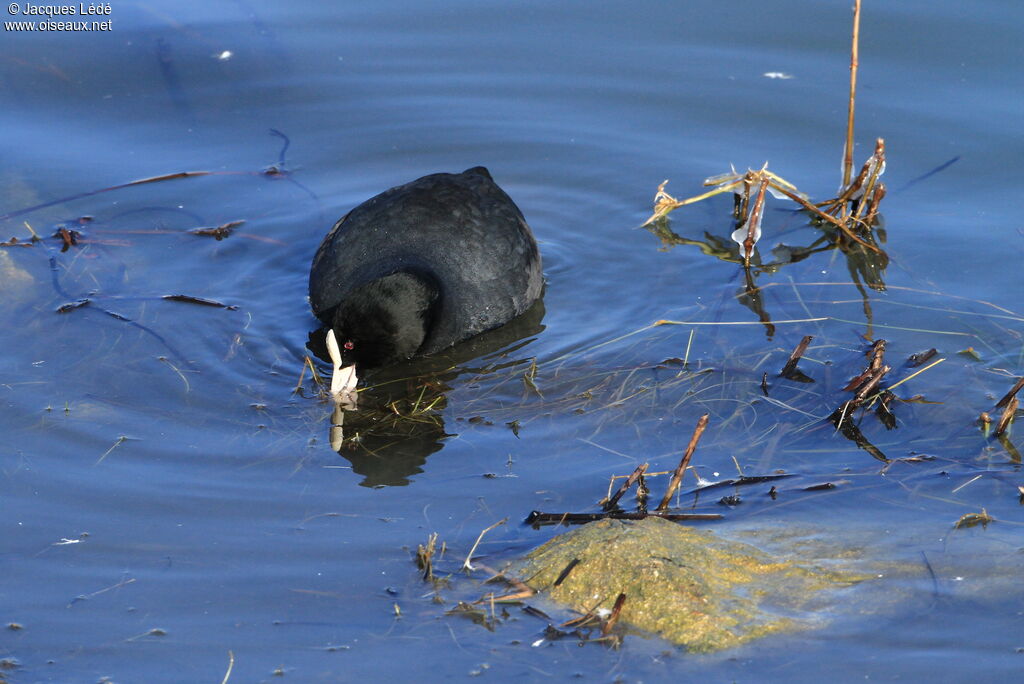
<box><xmin>344</xmin><ymin>341</ymin><xmax>355</xmax><ymax>351</ymax></box>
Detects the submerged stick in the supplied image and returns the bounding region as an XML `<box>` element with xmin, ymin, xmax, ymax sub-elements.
<box><xmin>656</xmin><ymin>413</ymin><xmax>710</xmax><ymax>512</ymax></box>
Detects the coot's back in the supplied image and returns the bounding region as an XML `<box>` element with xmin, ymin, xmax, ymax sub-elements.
<box><xmin>309</xmin><ymin>166</ymin><xmax>542</xmax><ymax>355</ymax></box>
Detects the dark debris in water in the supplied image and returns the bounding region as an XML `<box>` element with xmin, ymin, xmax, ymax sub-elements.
<box><xmin>188</xmin><ymin>219</ymin><xmax>244</xmax><ymax>240</ymax></box>
<box><xmin>162</xmin><ymin>294</ymin><xmax>238</xmax><ymax>310</ymax></box>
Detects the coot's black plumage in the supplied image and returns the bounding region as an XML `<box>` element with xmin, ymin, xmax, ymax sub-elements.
<box><xmin>309</xmin><ymin>166</ymin><xmax>542</xmax><ymax>369</ymax></box>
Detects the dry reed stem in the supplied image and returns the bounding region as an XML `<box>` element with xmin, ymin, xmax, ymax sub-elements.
<box><xmin>656</xmin><ymin>413</ymin><xmax>710</xmax><ymax>511</ymax></box>
<box><xmin>843</xmin><ymin>0</ymin><xmax>862</xmax><ymax>188</ymax></box>
<box><xmin>772</xmin><ymin>182</ymin><xmax>881</xmax><ymax>253</ymax></box>
<box><xmin>781</xmin><ymin>335</ymin><xmax>814</xmax><ymax>377</ymax></box>
<box><xmin>741</xmin><ymin>177</ymin><xmax>770</xmax><ymax>265</ymax></box>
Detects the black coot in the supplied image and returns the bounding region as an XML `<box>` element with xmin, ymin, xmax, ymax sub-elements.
<box><xmin>309</xmin><ymin>166</ymin><xmax>543</xmax><ymax>369</ymax></box>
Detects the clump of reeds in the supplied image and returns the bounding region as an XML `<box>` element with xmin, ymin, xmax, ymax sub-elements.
<box><xmin>644</xmin><ymin>0</ymin><xmax>885</xmax><ymax>268</ymax></box>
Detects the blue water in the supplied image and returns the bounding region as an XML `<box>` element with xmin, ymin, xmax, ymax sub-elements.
<box><xmin>2</xmin><ymin>1</ymin><xmax>1022</xmax><ymax>681</ymax></box>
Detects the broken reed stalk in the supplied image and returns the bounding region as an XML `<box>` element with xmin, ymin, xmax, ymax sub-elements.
<box><xmin>602</xmin><ymin>462</ymin><xmax>649</xmax><ymax>510</ymax></box>
<box><xmin>995</xmin><ymin>377</ymin><xmax>1024</xmax><ymax>408</ymax></box>
<box><xmin>741</xmin><ymin>176</ymin><xmax>770</xmax><ymax>265</ymax></box>
<box><xmin>780</xmin><ymin>335</ymin><xmax>814</xmax><ymax>377</ymax></box>
<box><xmin>601</xmin><ymin>593</ymin><xmax>627</xmax><ymax>637</ymax></box>
<box><xmin>842</xmin><ymin>0</ymin><xmax>862</xmax><ymax>189</ymax></box>
<box><xmin>832</xmin><ymin>340</ymin><xmax>894</xmax><ymax>430</ymax></box>
<box><xmin>908</xmin><ymin>348</ymin><xmax>937</xmax><ymax>368</ymax></box>
<box><xmin>995</xmin><ymin>396</ymin><xmax>1018</xmax><ymax>437</ymax></box>
<box><xmin>868</xmin><ymin>338</ymin><xmax>886</xmax><ymax>372</ymax></box>
<box><xmin>656</xmin><ymin>413</ymin><xmax>710</xmax><ymax>512</ymax></box>
<box><xmin>852</xmin><ymin>365</ymin><xmax>890</xmax><ymax>405</ymax></box>
<box><xmin>765</xmin><ymin>178</ymin><xmax>882</xmax><ymax>252</ymax></box>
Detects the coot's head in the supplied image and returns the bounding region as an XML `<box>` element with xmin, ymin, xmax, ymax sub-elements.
<box><xmin>329</xmin><ymin>270</ymin><xmax>440</xmax><ymax>370</ymax></box>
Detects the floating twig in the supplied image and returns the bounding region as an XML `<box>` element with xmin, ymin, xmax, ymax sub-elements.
<box><xmin>162</xmin><ymin>294</ymin><xmax>238</xmax><ymax>310</ymax></box>
<box><xmin>524</xmin><ymin>511</ymin><xmax>722</xmax><ymax>528</ymax></box>
<box><xmin>56</xmin><ymin>298</ymin><xmax>91</xmax><ymax>313</ymax></box>
<box><xmin>913</xmin><ymin>344</ymin><xmax>937</xmax><ymax>366</ymax></box>
<box><xmin>189</xmin><ymin>220</ymin><xmax>244</xmax><ymax>240</ymax></box>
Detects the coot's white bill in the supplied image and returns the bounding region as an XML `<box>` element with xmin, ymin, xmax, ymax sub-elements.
<box><xmin>326</xmin><ymin>328</ymin><xmax>359</xmax><ymax>407</ymax></box>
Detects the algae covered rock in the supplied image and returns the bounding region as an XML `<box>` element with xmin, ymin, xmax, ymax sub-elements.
<box><xmin>513</xmin><ymin>516</ymin><xmax>867</xmax><ymax>652</ymax></box>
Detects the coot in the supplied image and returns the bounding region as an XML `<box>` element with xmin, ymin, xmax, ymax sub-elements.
<box><xmin>309</xmin><ymin>166</ymin><xmax>543</xmax><ymax>371</ymax></box>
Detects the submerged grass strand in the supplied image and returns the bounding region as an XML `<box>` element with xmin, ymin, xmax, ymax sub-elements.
<box><xmin>683</xmin><ymin>329</ymin><xmax>696</xmax><ymax>366</ymax></box>
<box><xmin>654</xmin><ymin>317</ymin><xmax>828</xmax><ymax>327</ymax></box>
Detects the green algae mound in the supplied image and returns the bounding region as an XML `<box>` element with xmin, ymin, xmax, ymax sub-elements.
<box><xmin>513</xmin><ymin>516</ymin><xmax>868</xmax><ymax>652</ymax></box>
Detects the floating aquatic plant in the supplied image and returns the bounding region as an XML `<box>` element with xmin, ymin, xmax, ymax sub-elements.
<box><xmin>644</xmin><ymin>0</ymin><xmax>887</xmax><ymax>268</ymax></box>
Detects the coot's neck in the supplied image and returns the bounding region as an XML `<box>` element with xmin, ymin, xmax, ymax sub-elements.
<box><xmin>333</xmin><ymin>271</ymin><xmax>439</xmax><ymax>367</ymax></box>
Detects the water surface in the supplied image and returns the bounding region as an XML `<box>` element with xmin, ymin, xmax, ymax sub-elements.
<box><xmin>2</xmin><ymin>1</ymin><xmax>1022</xmax><ymax>681</ymax></box>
